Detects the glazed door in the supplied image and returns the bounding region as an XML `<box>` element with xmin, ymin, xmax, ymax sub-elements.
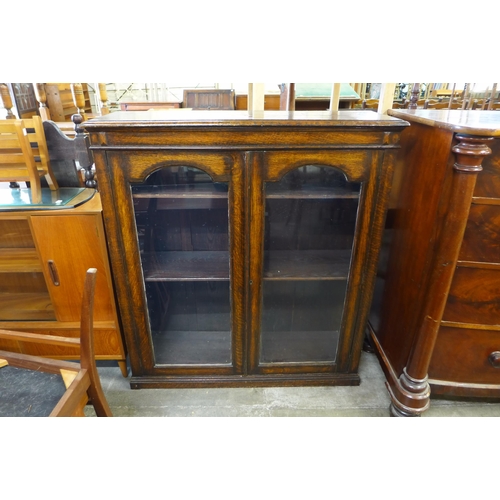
<box><xmin>248</xmin><ymin>152</ymin><xmax>365</xmax><ymax>376</ymax></box>
<box><xmin>122</xmin><ymin>152</ymin><xmax>245</xmax><ymax>377</ymax></box>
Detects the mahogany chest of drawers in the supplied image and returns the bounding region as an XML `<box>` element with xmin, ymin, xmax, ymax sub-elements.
<box><xmin>369</xmin><ymin>110</ymin><xmax>500</xmax><ymax>416</ymax></box>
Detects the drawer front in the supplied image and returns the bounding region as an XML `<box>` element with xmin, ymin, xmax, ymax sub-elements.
<box><xmin>473</xmin><ymin>138</ymin><xmax>500</xmax><ymax>199</ymax></box>
<box><xmin>443</xmin><ymin>267</ymin><xmax>500</xmax><ymax>325</ymax></box>
<box><xmin>459</xmin><ymin>204</ymin><xmax>500</xmax><ymax>263</ymax></box>
<box><xmin>430</xmin><ymin>326</ymin><xmax>500</xmax><ymax>385</ymax></box>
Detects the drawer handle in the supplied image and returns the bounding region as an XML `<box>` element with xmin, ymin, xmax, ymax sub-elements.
<box><xmin>48</xmin><ymin>260</ymin><xmax>60</xmax><ymax>286</ymax></box>
<box><xmin>488</xmin><ymin>352</ymin><xmax>500</xmax><ymax>368</ymax></box>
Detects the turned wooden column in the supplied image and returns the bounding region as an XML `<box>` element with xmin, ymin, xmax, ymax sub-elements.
<box><xmin>33</xmin><ymin>83</ymin><xmax>51</xmax><ymax>121</ymax></box>
<box><xmin>98</xmin><ymin>83</ymin><xmax>110</xmax><ymax>115</ymax></box>
<box><xmin>0</xmin><ymin>83</ymin><xmax>16</xmax><ymax>119</ymax></box>
<box><xmin>72</xmin><ymin>114</ymin><xmax>96</xmax><ymax>188</ymax></box>
<box><xmin>390</xmin><ymin>134</ymin><xmax>493</xmax><ymax>417</ymax></box>
<box><xmin>408</xmin><ymin>83</ymin><xmax>420</xmax><ymax>109</ymax></box>
<box><xmin>71</xmin><ymin>83</ymin><xmax>87</xmax><ymax>121</ymax></box>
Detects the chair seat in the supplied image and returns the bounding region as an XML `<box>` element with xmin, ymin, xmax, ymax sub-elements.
<box><xmin>0</xmin><ymin>365</ymin><xmax>67</xmax><ymax>417</ymax></box>
<box><xmin>0</xmin><ymin>269</ymin><xmax>112</xmax><ymax>417</ymax></box>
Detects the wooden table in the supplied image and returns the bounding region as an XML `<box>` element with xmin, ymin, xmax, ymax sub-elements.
<box><xmin>120</xmin><ymin>102</ymin><xmax>181</xmax><ymax>111</ymax></box>
<box><xmin>0</xmin><ymin>189</ymin><xmax>127</xmax><ymax>376</ymax></box>
<box><xmin>369</xmin><ymin>110</ymin><xmax>500</xmax><ymax>416</ymax></box>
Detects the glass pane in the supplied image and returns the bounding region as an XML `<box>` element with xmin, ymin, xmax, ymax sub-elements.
<box><xmin>132</xmin><ymin>166</ymin><xmax>231</xmax><ymax>365</ymax></box>
<box><xmin>0</xmin><ymin>187</ymin><xmax>89</xmax><ymax>210</ymax></box>
<box><xmin>261</xmin><ymin>165</ymin><xmax>360</xmax><ymax>364</ymax></box>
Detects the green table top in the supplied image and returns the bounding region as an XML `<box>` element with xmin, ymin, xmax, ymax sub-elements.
<box><xmin>295</xmin><ymin>83</ymin><xmax>360</xmax><ymax>99</ymax></box>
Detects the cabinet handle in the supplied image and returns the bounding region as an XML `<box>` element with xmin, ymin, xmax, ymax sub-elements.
<box><xmin>488</xmin><ymin>352</ymin><xmax>500</xmax><ymax>368</ymax></box>
<box><xmin>47</xmin><ymin>260</ymin><xmax>60</xmax><ymax>286</ymax></box>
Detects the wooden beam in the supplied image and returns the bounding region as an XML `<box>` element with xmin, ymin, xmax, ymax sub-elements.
<box><xmin>488</xmin><ymin>83</ymin><xmax>497</xmax><ymax>110</ymax></box>
<box><xmin>98</xmin><ymin>83</ymin><xmax>110</xmax><ymax>115</ymax></box>
<box><xmin>377</xmin><ymin>83</ymin><xmax>396</xmax><ymax>114</ymax></box>
<box><xmin>329</xmin><ymin>83</ymin><xmax>341</xmax><ymax>112</ymax></box>
<box><xmin>248</xmin><ymin>83</ymin><xmax>265</xmax><ymax>116</ymax></box>
<box><xmin>33</xmin><ymin>83</ymin><xmax>51</xmax><ymax>120</ymax></box>
<box><xmin>0</xmin><ymin>83</ymin><xmax>16</xmax><ymax>119</ymax></box>
<box><xmin>286</xmin><ymin>83</ymin><xmax>295</xmax><ymax>111</ymax></box>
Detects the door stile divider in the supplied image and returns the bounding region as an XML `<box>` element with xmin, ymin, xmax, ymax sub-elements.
<box><xmin>229</xmin><ymin>152</ymin><xmax>246</xmax><ymax>374</ymax></box>
<box><xmin>246</xmin><ymin>152</ymin><xmax>265</xmax><ymax>373</ymax></box>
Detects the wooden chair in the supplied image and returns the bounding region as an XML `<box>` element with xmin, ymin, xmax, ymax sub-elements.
<box><xmin>424</xmin><ymin>99</ymin><xmax>466</xmax><ymax>110</ymax></box>
<box><xmin>24</xmin><ymin>115</ymin><xmax>59</xmax><ymax>190</ymax></box>
<box><xmin>470</xmin><ymin>99</ymin><xmax>500</xmax><ymax>110</ymax></box>
<box><xmin>0</xmin><ymin>118</ymin><xmax>59</xmax><ymax>200</ymax></box>
<box><xmin>424</xmin><ymin>100</ymin><xmax>449</xmax><ymax>109</ymax></box>
<box><xmin>422</xmin><ymin>99</ymin><xmax>440</xmax><ymax>108</ymax></box>
<box><xmin>361</xmin><ymin>99</ymin><xmax>379</xmax><ymax>109</ymax></box>
<box><xmin>38</xmin><ymin>83</ymin><xmax>93</xmax><ymax>122</ymax></box>
<box><xmin>183</xmin><ymin>89</ymin><xmax>236</xmax><ymax>110</ymax></box>
<box><xmin>0</xmin><ymin>268</ymin><xmax>112</xmax><ymax>417</ymax></box>
<box><xmin>0</xmin><ymin>120</ymin><xmax>43</xmax><ymax>203</ymax></box>
<box><xmin>392</xmin><ymin>100</ymin><xmax>408</xmax><ymax>109</ymax></box>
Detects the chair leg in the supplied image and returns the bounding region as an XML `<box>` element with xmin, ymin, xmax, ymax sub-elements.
<box><xmin>87</xmin><ymin>379</ymin><xmax>113</xmax><ymax>417</ymax></box>
<box><xmin>80</xmin><ymin>268</ymin><xmax>113</xmax><ymax>417</ymax></box>
<box><xmin>44</xmin><ymin>169</ymin><xmax>59</xmax><ymax>191</ymax></box>
<box><xmin>29</xmin><ymin>171</ymin><xmax>42</xmax><ymax>204</ymax></box>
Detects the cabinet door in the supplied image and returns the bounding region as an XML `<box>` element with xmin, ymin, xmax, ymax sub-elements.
<box><xmin>0</xmin><ymin>218</ymin><xmax>54</xmax><ymax>321</ymax></box>
<box><xmin>30</xmin><ymin>214</ymin><xmax>115</xmax><ymax>322</ymax></box>
<box><xmin>248</xmin><ymin>152</ymin><xmax>367</xmax><ymax>376</ymax></box>
<box><xmin>130</xmin><ymin>160</ymin><xmax>243</xmax><ymax>372</ymax></box>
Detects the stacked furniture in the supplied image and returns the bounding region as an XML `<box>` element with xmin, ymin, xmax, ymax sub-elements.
<box><xmin>0</xmin><ymin>117</ymin><xmax>59</xmax><ymax>203</ymax></box>
<box><xmin>42</xmin><ymin>83</ymin><xmax>93</xmax><ymax>122</ymax></box>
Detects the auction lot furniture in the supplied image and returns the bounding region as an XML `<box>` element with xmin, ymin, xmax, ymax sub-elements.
<box><xmin>0</xmin><ymin>188</ymin><xmax>127</xmax><ymax>376</ymax></box>
<box><xmin>369</xmin><ymin>110</ymin><xmax>500</xmax><ymax>416</ymax></box>
<box><xmin>84</xmin><ymin>110</ymin><xmax>408</xmax><ymax>388</ymax></box>
<box><xmin>0</xmin><ymin>268</ymin><xmax>112</xmax><ymax>417</ymax></box>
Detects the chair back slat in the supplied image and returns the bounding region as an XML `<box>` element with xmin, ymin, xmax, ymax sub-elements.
<box><xmin>0</xmin><ymin>119</ymin><xmax>42</xmax><ymax>202</ymax></box>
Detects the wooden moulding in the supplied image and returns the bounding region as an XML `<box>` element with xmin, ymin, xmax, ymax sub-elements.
<box><xmin>387</xmin><ymin>134</ymin><xmax>494</xmax><ymax>417</ymax></box>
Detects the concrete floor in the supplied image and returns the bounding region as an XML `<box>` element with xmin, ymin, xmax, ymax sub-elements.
<box><xmin>85</xmin><ymin>351</ymin><xmax>500</xmax><ymax>417</ymax></box>
<box><xmin>2</xmin><ymin>183</ymin><xmax>497</xmax><ymax>418</ymax></box>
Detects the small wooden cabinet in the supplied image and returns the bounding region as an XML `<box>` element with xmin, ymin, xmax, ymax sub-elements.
<box><xmin>0</xmin><ymin>189</ymin><xmax>127</xmax><ymax>375</ymax></box>
<box><xmin>84</xmin><ymin>110</ymin><xmax>408</xmax><ymax>388</ymax></box>
<box><xmin>369</xmin><ymin>110</ymin><xmax>500</xmax><ymax>416</ymax></box>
